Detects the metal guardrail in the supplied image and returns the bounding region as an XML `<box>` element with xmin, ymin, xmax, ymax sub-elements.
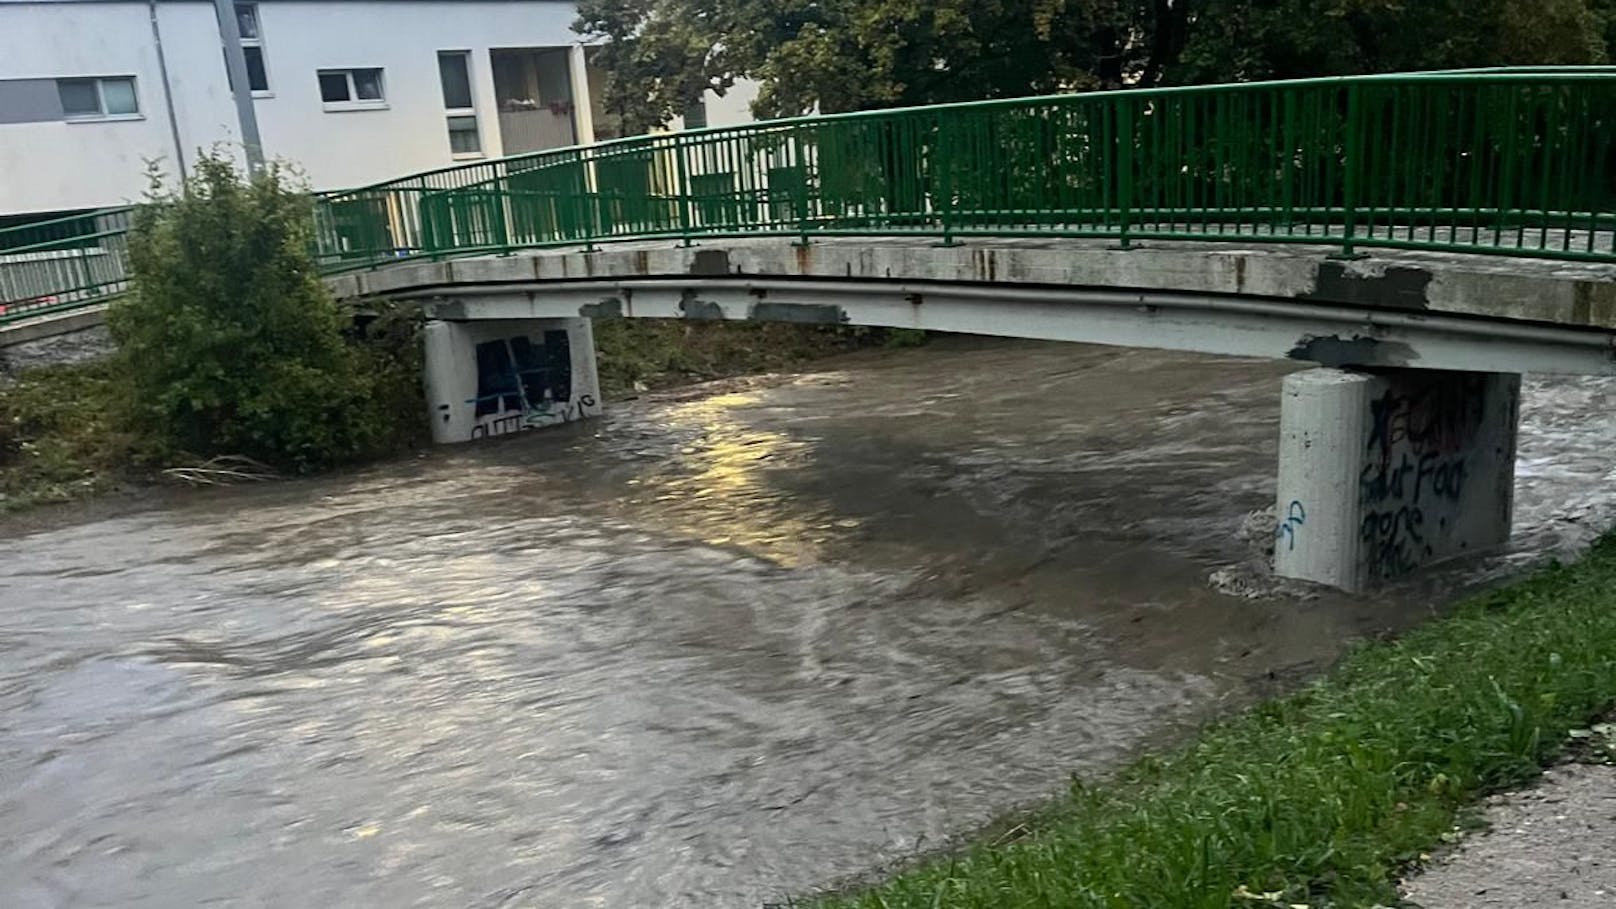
<box><xmin>0</xmin><ymin>209</ymin><xmax>131</xmax><ymax>323</ymax></box>
<box><xmin>5</xmin><ymin>69</ymin><xmax>1615</xmax><ymax>326</ymax></box>
<box><xmin>314</xmin><ymin>69</ymin><xmax>1616</xmax><ymax>269</ymax></box>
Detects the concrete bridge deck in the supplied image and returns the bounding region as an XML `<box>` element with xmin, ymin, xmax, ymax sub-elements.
<box><xmin>325</xmin><ymin>235</ymin><xmax>1616</xmax><ymax>377</ymax></box>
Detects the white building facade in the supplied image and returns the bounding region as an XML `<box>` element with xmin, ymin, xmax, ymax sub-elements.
<box><xmin>0</xmin><ymin>0</ymin><xmax>758</xmax><ymax>218</ymax></box>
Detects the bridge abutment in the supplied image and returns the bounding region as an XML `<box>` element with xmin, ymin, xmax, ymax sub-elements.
<box><xmin>1274</xmin><ymin>367</ymin><xmax>1520</xmax><ymax>592</ymax></box>
<box><xmin>422</xmin><ymin>318</ymin><xmax>601</xmax><ymax>444</ymax></box>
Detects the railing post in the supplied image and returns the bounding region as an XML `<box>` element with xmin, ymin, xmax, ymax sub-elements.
<box><xmin>940</xmin><ymin>116</ymin><xmax>955</xmax><ymax>247</ymax></box>
<box><xmin>675</xmin><ymin>134</ymin><xmax>694</xmax><ymax>247</ymax></box>
<box><xmin>73</xmin><ymin>245</ymin><xmax>93</xmax><ymax>298</ymax></box>
<box><xmin>583</xmin><ymin>189</ymin><xmax>597</xmax><ymax>253</ymax></box>
<box><xmin>492</xmin><ymin>176</ymin><xmax>511</xmax><ymax>255</ymax></box>
<box><xmin>1496</xmin><ymin>88</ymin><xmax>1520</xmax><ymax>246</ymax></box>
<box><xmin>1334</xmin><ymin>83</ymin><xmax>1368</xmax><ymax>260</ymax></box>
<box><xmin>581</xmin><ymin>150</ymin><xmax>598</xmax><ymax>253</ymax></box>
<box><xmin>1117</xmin><ymin>99</ymin><xmax>1135</xmax><ymax>250</ymax></box>
<box><xmin>935</xmin><ymin>113</ymin><xmax>961</xmax><ymax>247</ymax></box>
<box><xmin>792</xmin><ymin>124</ymin><xmax>812</xmax><ymax>247</ymax></box>
<box><xmin>1281</xmin><ymin>90</ymin><xmax>1297</xmax><ymax>231</ymax></box>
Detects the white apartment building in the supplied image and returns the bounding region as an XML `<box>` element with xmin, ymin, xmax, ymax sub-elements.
<box><xmin>0</xmin><ymin>0</ymin><xmax>757</xmax><ymax>219</ymax></box>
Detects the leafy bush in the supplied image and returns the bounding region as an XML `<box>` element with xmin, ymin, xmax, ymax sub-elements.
<box><xmin>108</xmin><ymin>153</ymin><xmax>401</xmax><ymax>473</ymax></box>
<box><xmin>349</xmin><ymin>302</ymin><xmax>429</xmax><ymax>453</ymax></box>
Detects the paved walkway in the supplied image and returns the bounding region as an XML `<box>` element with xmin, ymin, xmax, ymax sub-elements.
<box><xmin>1401</xmin><ymin>762</ymin><xmax>1616</xmax><ymax>907</ymax></box>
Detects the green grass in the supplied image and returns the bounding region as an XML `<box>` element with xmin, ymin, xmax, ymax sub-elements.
<box><xmin>809</xmin><ymin>540</ymin><xmax>1616</xmax><ymax>909</ymax></box>
<box><xmin>593</xmin><ymin>320</ymin><xmax>922</xmax><ymax>398</ymax></box>
<box><xmin>0</xmin><ymin>360</ymin><xmax>145</xmax><ymax>512</ymax></box>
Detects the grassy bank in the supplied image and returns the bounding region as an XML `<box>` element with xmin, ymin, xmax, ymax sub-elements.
<box><xmin>0</xmin><ymin>361</ymin><xmax>145</xmax><ymax>513</ymax></box>
<box><xmin>0</xmin><ymin>321</ymin><xmax>916</xmax><ymax>514</ymax></box>
<box><xmin>810</xmin><ymin>540</ymin><xmax>1616</xmax><ymax>908</ymax></box>
<box><xmin>593</xmin><ymin>321</ymin><xmax>920</xmax><ymax>398</ymax></box>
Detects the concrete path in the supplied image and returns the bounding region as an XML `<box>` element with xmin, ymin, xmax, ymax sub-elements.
<box><xmin>1402</xmin><ymin>763</ymin><xmax>1616</xmax><ymax>907</ymax></box>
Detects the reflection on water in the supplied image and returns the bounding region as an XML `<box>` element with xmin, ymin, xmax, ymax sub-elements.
<box><xmin>632</xmin><ymin>390</ymin><xmax>835</xmax><ymax>565</ymax></box>
<box><xmin>1</xmin><ymin>339</ymin><xmax>1612</xmax><ymax>908</ymax></box>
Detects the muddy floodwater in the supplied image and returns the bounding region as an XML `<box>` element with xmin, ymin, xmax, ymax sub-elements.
<box><xmin>3</xmin><ymin>339</ymin><xmax>1613</xmax><ymax>908</ymax></box>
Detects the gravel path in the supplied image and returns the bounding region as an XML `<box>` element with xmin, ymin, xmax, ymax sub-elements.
<box><xmin>1402</xmin><ymin>763</ymin><xmax>1616</xmax><ymax>908</ymax></box>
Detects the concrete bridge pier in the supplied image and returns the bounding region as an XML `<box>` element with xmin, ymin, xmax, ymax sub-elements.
<box><xmin>1274</xmin><ymin>367</ymin><xmax>1521</xmax><ymax>592</ymax></box>
<box><xmin>421</xmin><ymin>318</ymin><xmax>601</xmax><ymax>444</ymax></box>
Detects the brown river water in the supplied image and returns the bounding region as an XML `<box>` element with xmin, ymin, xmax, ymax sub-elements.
<box><xmin>2</xmin><ymin>338</ymin><xmax>1614</xmax><ymax>908</ymax></box>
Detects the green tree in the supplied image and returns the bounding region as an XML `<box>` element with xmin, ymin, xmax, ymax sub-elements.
<box><xmin>577</xmin><ymin>0</ymin><xmax>1611</xmax><ymax>129</ymax></box>
<box><xmin>575</xmin><ymin>0</ymin><xmax>1193</xmax><ymax>123</ymax></box>
<box><xmin>1601</xmin><ymin>0</ymin><xmax>1616</xmax><ymax>51</ymax></box>
<box><xmin>574</xmin><ymin>0</ymin><xmax>741</xmax><ymax>133</ymax></box>
<box><xmin>1171</xmin><ymin>0</ymin><xmax>1609</xmax><ymax>84</ymax></box>
<box><xmin>108</xmin><ymin>153</ymin><xmax>394</xmax><ymax>473</ymax></box>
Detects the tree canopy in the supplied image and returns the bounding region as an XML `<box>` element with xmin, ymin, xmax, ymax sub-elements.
<box><xmin>1173</xmin><ymin>0</ymin><xmax>1611</xmax><ymax>83</ymax></box>
<box><xmin>574</xmin><ymin>0</ymin><xmax>1613</xmax><ymax>129</ymax></box>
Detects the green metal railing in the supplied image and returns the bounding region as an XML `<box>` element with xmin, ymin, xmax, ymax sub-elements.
<box><xmin>0</xmin><ymin>208</ymin><xmax>133</xmax><ymax>323</ymax></box>
<box><xmin>314</xmin><ymin>69</ymin><xmax>1616</xmax><ymax>271</ymax></box>
<box><xmin>5</xmin><ymin>69</ymin><xmax>1614</xmax><ymax>326</ymax></box>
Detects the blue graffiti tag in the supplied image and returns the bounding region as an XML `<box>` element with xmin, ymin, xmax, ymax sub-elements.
<box><xmin>1275</xmin><ymin>500</ymin><xmax>1307</xmax><ymax>552</ymax></box>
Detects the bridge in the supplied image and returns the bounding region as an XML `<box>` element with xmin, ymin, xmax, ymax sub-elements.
<box><xmin>3</xmin><ymin>68</ymin><xmax>1615</xmax><ymax>592</ymax></box>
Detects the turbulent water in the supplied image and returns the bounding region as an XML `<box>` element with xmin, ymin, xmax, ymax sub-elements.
<box><xmin>2</xmin><ymin>339</ymin><xmax>1613</xmax><ymax>908</ymax></box>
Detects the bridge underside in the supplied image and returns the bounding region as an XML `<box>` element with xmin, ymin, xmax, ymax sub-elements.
<box><xmin>403</xmin><ymin>275</ymin><xmax>1616</xmax><ymax>377</ymax></box>
<box><xmin>335</xmin><ymin>237</ymin><xmax>1613</xmax><ymax>593</ymax></box>
<box><xmin>330</xmin><ymin>236</ymin><xmax>1616</xmax><ymax>376</ymax></box>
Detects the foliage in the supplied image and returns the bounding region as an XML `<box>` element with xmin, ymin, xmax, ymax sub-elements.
<box><xmin>107</xmin><ymin>153</ymin><xmax>404</xmax><ymax>473</ymax></box>
<box><xmin>1172</xmin><ymin>0</ymin><xmax>1611</xmax><ymax>84</ymax></box>
<box><xmin>592</xmin><ymin>319</ymin><xmax>905</xmax><ymax>397</ymax></box>
<box><xmin>575</xmin><ymin>0</ymin><xmax>743</xmax><ymax>133</ymax></box>
<box><xmin>576</xmin><ymin>0</ymin><xmax>1192</xmax><ymax>122</ymax></box>
<box><xmin>349</xmin><ymin>302</ymin><xmax>430</xmax><ymax>454</ymax></box>
<box><xmin>0</xmin><ymin>361</ymin><xmax>145</xmax><ymax>512</ymax></box>
<box><xmin>809</xmin><ymin>538</ymin><xmax>1616</xmax><ymax>908</ymax></box>
<box><xmin>575</xmin><ymin>0</ymin><xmax>1612</xmax><ymax>126</ymax></box>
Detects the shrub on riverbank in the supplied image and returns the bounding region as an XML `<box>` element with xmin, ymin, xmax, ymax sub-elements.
<box><xmin>108</xmin><ymin>154</ymin><xmax>405</xmax><ymax>473</ymax></box>
<box><xmin>2</xmin><ymin>151</ymin><xmax>927</xmax><ymax>510</ymax></box>
<box><xmin>0</xmin><ymin>314</ymin><xmax>897</xmax><ymax>513</ymax></box>
<box><xmin>812</xmin><ymin>541</ymin><xmax>1616</xmax><ymax>908</ymax></box>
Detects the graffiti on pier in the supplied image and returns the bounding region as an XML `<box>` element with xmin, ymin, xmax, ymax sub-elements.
<box><xmin>1275</xmin><ymin>500</ymin><xmax>1307</xmax><ymax>552</ymax></box>
<box><xmin>1357</xmin><ymin>376</ymin><xmax>1489</xmax><ymax>582</ymax></box>
<box><xmin>519</xmin><ymin>393</ymin><xmax>598</xmax><ymax>429</ymax></box>
<box><xmin>1364</xmin><ymin>378</ymin><xmax>1486</xmax><ymax>463</ymax></box>
<box><xmin>1360</xmin><ymin>504</ymin><xmax>1429</xmax><ymax>579</ymax></box>
<box><xmin>1359</xmin><ymin>452</ymin><xmax>1469</xmax><ymax>511</ymax></box>
<box><xmin>467</xmin><ymin>329</ymin><xmax>595</xmax><ymax>440</ymax></box>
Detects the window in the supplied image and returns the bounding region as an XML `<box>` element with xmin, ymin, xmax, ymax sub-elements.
<box><xmin>438</xmin><ymin>51</ymin><xmax>473</xmax><ymax>110</ymax></box>
<box><xmin>57</xmin><ymin>80</ymin><xmax>98</xmax><ymax>117</ymax></box>
<box><xmin>437</xmin><ymin>51</ymin><xmax>481</xmax><ymax>157</ymax></box>
<box><xmin>234</xmin><ymin>4</ymin><xmax>270</xmax><ymax>94</ymax></box>
<box><xmin>317</xmin><ymin>72</ymin><xmax>349</xmax><ymax>103</ymax></box>
<box><xmin>234</xmin><ymin>3</ymin><xmax>258</xmax><ymax>39</ymax></box>
<box><xmin>244</xmin><ymin>48</ymin><xmax>269</xmax><ymax>94</ymax></box>
<box><xmin>447</xmin><ymin>115</ymin><xmax>481</xmax><ymax>155</ymax></box>
<box><xmin>318</xmin><ymin>68</ymin><xmax>386</xmax><ymax>109</ymax></box>
<box><xmin>56</xmin><ymin>77</ymin><xmax>139</xmax><ymax>120</ymax></box>
<box><xmin>682</xmin><ymin>100</ymin><xmax>708</xmax><ymax>131</ymax></box>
